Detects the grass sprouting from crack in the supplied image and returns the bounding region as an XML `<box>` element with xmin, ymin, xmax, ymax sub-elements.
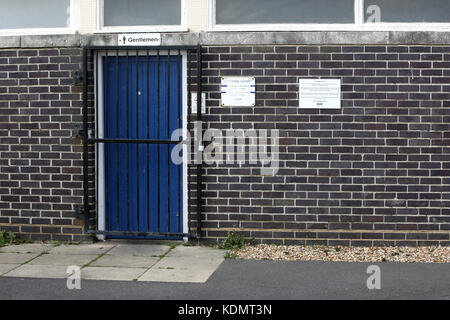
<box><xmin>0</xmin><ymin>247</ymin><xmax>56</xmax><ymax>277</ymax></box>
<box><xmin>156</xmin><ymin>243</ymin><xmax>180</xmax><ymax>261</ymax></box>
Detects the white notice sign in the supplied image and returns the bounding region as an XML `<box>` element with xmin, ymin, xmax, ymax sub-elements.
<box><xmin>118</xmin><ymin>33</ymin><xmax>161</xmax><ymax>46</ymax></box>
<box><xmin>221</xmin><ymin>77</ymin><xmax>255</xmax><ymax>107</ymax></box>
<box><xmin>299</xmin><ymin>79</ymin><xmax>341</xmax><ymax>109</ymax></box>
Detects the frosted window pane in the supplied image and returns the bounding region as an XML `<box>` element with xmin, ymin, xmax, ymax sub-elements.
<box><xmin>0</xmin><ymin>0</ymin><xmax>70</xmax><ymax>29</ymax></box>
<box><xmin>216</xmin><ymin>0</ymin><xmax>355</xmax><ymax>24</ymax></box>
<box><xmin>104</xmin><ymin>0</ymin><xmax>181</xmax><ymax>26</ymax></box>
<box><xmin>365</xmin><ymin>0</ymin><xmax>450</xmax><ymax>23</ymax></box>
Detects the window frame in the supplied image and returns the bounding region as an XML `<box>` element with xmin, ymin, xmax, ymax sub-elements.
<box><xmin>208</xmin><ymin>0</ymin><xmax>450</xmax><ymax>31</ymax></box>
<box><xmin>0</xmin><ymin>0</ymin><xmax>76</xmax><ymax>36</ymax></box>
<box><xmin>95</xmin><ymin>0</ymin><xmax>188</xmax><ymax>33</ymax></box>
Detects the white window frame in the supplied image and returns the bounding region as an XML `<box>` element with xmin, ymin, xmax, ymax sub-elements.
<box><xmin>95</xmin><ymin>0</ymin><xmax>188</xmax><ymax>33</ymax></box>
<box><xmin>208</xmin><ymin>0</ymin><xmax>450</xmax><ymax>32</ymax></box>
<box><xmin>0</xmin><ymin>0</ymin><xmax>77</xmax><ymax>36</ymax></box>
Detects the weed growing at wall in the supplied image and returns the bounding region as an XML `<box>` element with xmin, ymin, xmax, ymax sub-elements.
<box><xmin>219</xmin><ymin>232</ymin><xmax>254</xmax><ymax>250</ymax></box>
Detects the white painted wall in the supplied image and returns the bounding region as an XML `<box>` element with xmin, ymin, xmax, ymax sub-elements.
<box><xmin>78</xmin><ymin>0</ymin><xmax>97</xmax><ymax>33</ymax></box>
<box><xmin>187</xmin><ymin>0</ymin><xmax>208</xmax><ymax>32</ymax></box>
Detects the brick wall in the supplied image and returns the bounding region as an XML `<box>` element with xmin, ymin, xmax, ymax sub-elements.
<box><xmin>1</xmin><ymin>43</ymin><xmax>449</xmax><ymax>246</ymax></box>
<box><xmin>200</xmin><ymin>45</ymin><xmax>450</xmax><ymax>246</ymax></box>
<box><xmin>0</xmin><ymin>47</ymin><xmax>87</xmax><ymax>241</ymax></box>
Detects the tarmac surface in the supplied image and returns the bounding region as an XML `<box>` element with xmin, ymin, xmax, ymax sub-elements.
<box><xmin>1</xmin><ymin>258</ymin><xmax>449</xmax><ymax>300</ymax></box>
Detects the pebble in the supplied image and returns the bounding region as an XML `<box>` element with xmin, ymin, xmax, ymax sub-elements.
<box><xmin>232</xmin><ymin>244</ymin><xmax>450</xmax><ymax>263</ymax></box>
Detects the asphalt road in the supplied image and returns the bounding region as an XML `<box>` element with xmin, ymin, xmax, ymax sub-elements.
<box><xmin>1</xmin><ymin>260</ymin><xmax>449</xmax><ymax>300</ymax></box>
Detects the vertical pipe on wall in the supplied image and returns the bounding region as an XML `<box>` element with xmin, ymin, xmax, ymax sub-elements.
<box><xmin>187</xmin><ymin>49</ymin><xmax>192</xmax><ymax>237</ymax></box>
<box><xmin>95</xmin><ymin>51</ymin><xmax>100</xmax><ymax>233</ymax></box>
<box><xmin>196</xmin><ymin>45</ymin><xmax>202</xmax><ymax>238</ymax></box>
<box><xmin>82</xmin><ymin>47</ymin><xmax>89</xmax><ymax>233</ymax></box>
<box><xmin>104</xmin><ymin>50</ymin><xmax>109</xmax><ymax>231</ymax></box>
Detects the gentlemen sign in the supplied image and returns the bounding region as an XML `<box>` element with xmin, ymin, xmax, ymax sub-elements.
<box><xmin>118</xmin><ymin>33</ymin><xmax>161</xmax><ymax>46</ymax></box>
<box><xmin>299</xmin><ymin>79</ymin><xmax>341</xmax><ymax>109</ymax></box>
<box><xmin>221</xmin><ymin>77</ymin><xmax>256</xmax><ymax>107</ymax></box>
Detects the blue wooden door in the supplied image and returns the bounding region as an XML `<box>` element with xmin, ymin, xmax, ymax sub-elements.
<box><xmin>103</xmin><ymin>55</ymin><xmax>183</xmax><ymax>239</ymax></box>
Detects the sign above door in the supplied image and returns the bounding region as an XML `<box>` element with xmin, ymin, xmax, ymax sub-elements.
<box><xmin>118</xmin><ymin>33</ymin><xmax>161</xmax><ymax>46</ymax></box>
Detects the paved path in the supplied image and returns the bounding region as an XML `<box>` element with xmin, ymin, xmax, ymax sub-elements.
<box><xmin>0</xmin><ymin>242</ymin><xmax>224</xmax><ymax>283</ymax></box>
<box><xmin>0</xmin><ymin>258</ymin><xmax>449</xmax><ymax>299</ymax></box>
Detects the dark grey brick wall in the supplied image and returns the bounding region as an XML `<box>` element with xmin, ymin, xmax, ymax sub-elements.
<box><xmin>199</xmin><ymin>45</ymin><xmax>450</xmax><ymax>246</ymax></box>
<box><xmin>0</xmin><ymin>48</ymin><xmax>86</xmax><ymax>241</ymax></box>
<box><xmin>1</xmin><ymin>44</ymin><xmax>449</xmax><ymax>246</ymax></box>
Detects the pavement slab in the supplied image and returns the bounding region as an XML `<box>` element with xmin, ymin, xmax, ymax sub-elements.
<box><xmin>0</xmin><ymin>253</ymin><xmax>39</xmax><ymax>264</ymax></box>
<box><xmin>0</xmin><ymin>264</ymin><xmax>20</xmax><ymax>275</ymax></box>
<box><xmin>0</xmin><ymin>244</ymin><xmax>54</xmax><ymax>254</ymax></box>
<box><xmin>81</xmin><ymin>267</ymin><xmax>146</xmax><ymax>281</ymax></box>
<box><xmin>91</xmin><ymin>254</ymin><xmax>160</xmax><ymax>268</ymax></box>
<box><xmin>29</xmin><ymin>254</ymin><xmax>98</xmax><ymax>267</ymax></box>
<box><xmin>138</xmin><ymin>246</ymin><xmax>225</xmax><ymax>283</ymax></box>
<box><xmin>0</xmin><ymin>243</ymin><xmax>226</xmax><ymax>283</ymax></box>
<box><xmin>48</xmin><ymin>243</ymin><xmax>116</xmax><ymax>255</ymax></box>
<box><xmin>4</xmin><ymin>264</ymin><xmax>70</xmax><ymax>279</ymax></box>
<box><xmin>166</xmin><ymin>246</ymin><xmax>225</xmax><ymax>259</ymax></box>
<box><xmin>107</xmin><ymin>244</ymin><xmax>169</xmax><ymax>257</ymax></box>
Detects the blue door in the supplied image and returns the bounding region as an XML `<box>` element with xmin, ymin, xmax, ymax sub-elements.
<box><xmin>103</xmin><ymin>55</ymin><xmax>183</xmax><ymax>239</ymax></box>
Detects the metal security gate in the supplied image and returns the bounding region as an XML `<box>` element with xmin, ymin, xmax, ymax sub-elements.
<box><xmin>82</xmin><ymin>45</ymin><xmax>202</xmax><ymax>239</ymax></box>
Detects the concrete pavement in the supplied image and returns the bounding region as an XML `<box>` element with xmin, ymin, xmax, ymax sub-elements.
<box><xmin>0</xmin><ymin>242</ymin><xmax>225</xmax><ymax>283</ymax></box>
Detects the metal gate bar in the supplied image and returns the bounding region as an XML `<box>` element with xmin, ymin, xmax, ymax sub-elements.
<box><xmin>82</xmin><ymin>45</ymin><xmax>202</xmax><ymax>239</ymax></box>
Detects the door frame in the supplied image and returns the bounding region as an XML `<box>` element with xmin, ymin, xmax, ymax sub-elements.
<box><xmin>94</xmin><ymin>49</ymin><xmax>190</xmax><ymax>240</ymax></box>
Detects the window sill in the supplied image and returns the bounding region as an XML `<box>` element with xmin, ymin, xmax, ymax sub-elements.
<box><xmin>209</xmin><ymin>23</ymin><xmax>450</xmax><ymax>32</ymax></box>
<box><xmin>95</xmin><ymin>26</ymin><xmax>189</xmax><ymax>34</ymax></box>
<box><xmin>0</xmin><ymin>28</ymin><xmax>76</xmax><ymax>36</ymax></box>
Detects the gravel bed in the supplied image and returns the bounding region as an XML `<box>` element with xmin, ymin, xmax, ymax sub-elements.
<box><xmin>232</xmin><ymin>244</ymin><xmax>450</xmax><ymax>263</ymax></box>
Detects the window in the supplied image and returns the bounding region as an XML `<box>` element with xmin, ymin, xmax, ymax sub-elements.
<box><xmin>0</xmin><ymin>0</ymin><xmax>70</xmax><ymax>30</ymax></box>
<box><xmin>210</xmin><ymin>0</ymin><xmax>450</xmax><ymax>31</ymax></box>
<box><xmin>99</xmin><ymin>0</ymin><xmax>185</xmax><ymax>31</ymax></box>
<box><xmin>364</xmin><ymin>0</ymin><xmax>450</xmax><ymax>23</ymax></box>
<box><xmin>216</xmin><ymin>0</ymin><xmax>355</xmax><ymax>25</ymax></box>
